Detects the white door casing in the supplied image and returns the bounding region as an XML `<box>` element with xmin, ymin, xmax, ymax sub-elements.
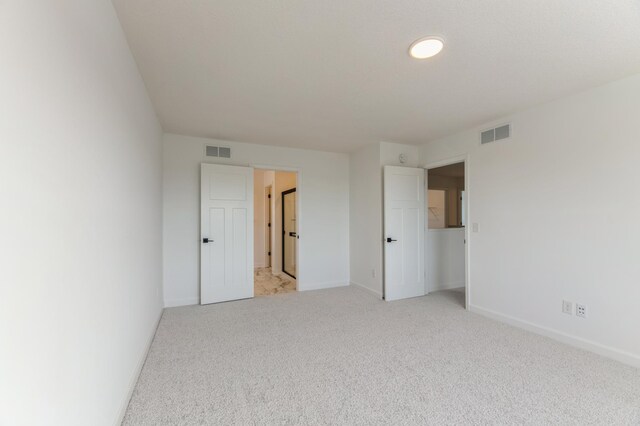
<box><xmin>201</xmin><ymin>164</ymin><xmax>254</xmax><ymax>304</ymax></box>
<box><xmin>383</xmin><ymin>166</ymin><xmax>425</xmax><ymax>301</ymax></box>
<box><xmin>265</xmin><ymin>186</ymin><xmax>272</xmax><ymax>267</ymax></box>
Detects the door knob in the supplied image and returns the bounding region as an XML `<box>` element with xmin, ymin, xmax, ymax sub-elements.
<box><xmin>202</xmin><ymin>237</ymin><xmax>213</xmax><ymax>243</ymax></box>
<box><xmin>386</xmin><ymin>237</ymin><xmax>397</xmax><ymax>243</ymax></box>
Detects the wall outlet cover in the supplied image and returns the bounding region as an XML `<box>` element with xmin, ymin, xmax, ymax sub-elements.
<box><xmin>576</xmin><ymin>303</ymin><xmax>587</xmax><ymax>318</ymax></box>
<box><xmin>562</xmin><ymin>300</ymin><xmax>573</xmax><ymax>315</ymax></box>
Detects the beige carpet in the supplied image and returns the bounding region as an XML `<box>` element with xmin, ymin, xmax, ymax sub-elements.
<box><xmin>123</xmin><ymin>286</ymin><xmax>640</xmax><ymax>425</ymax></box>
<box><xmin>254</xmin><ymin>267</ymin><xmax>296</xmax><ymax>296</ymax></box>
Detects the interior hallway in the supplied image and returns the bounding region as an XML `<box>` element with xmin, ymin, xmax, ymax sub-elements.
<box><xmin>123</xmin><ymin>287</ymin><xmax>640</xmax><ymax>425</ymax></box>
<box><xmin>254</xmin><ymin>267</ymin><xmax>296</xmax><ymax>296</ymax></box>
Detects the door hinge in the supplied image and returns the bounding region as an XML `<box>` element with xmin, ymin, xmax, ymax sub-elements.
<box><xmin>268</xmin><ymin>223</ymin><xmax>271</xmax><ymax>227</ymax></box>
<box><xmin>268</xmin><ymin>194</ymin><xmax>271</xmax><ymax>199</ymax></box>
<box><xmin>268</xmin><ymin>251</ymin><xmax>271</xmax><ymax>256</ymax></box>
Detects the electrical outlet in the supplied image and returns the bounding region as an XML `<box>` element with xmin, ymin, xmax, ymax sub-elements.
<box><xmin>562</xmin><ymin>300</ymin><xmax>573</xmax><ymax>315</ymax></box>
<box><xmin>576</xmin><ymin>303</ymin><xmax>587</xmax><ymax>318</ymax></box>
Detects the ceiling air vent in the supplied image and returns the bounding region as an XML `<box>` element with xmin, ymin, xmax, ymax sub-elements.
<box><xmin>205</xmin><ymin>145</ymin><xmax>231</xmax><ymax>158</ymax></box>
<box><xmin>480</xmin><ymin>124</ymin><xmax>511</xmax><ymax>144</ymax></box>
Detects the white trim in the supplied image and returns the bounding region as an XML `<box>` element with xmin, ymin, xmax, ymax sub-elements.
<box><xmin>431</xmin><ymin>281</ymin><xmax>465</xmax><ymax>292</ymax></box>
<box><xmin>428</xmin><ymin>227</ymin><xmax>464</xmax><ymax>233</ymax></box>
<box><xmin>299</xmin><ymin>281</ymin><xmax>348</xmax><ymax>292</ymax></box>
<box><xmin>350</xmin><ymin>281</ymin><xmax>383</xmax><ymax>298</ymax></box>
<box><xmin>115</xmin><ymin>308</ymin><xmax>163</xmax><ymax>425</ymax></box>
<box><xmin>422</xmin><ymin>154</ymin><xmax>467</xmax><ymax>170</ymax></box>
<box><xmin>264</xmin><ymin>185</ymin><xmax>272</xmax><ymax>268</ymax></box>
<box><xmin>423</xmin><ymin>154</ymin><xmax>470</xmax><ymax>310</ymax></box>
<box><xmin>251</xmin><ymin>164</ymin><xmax>299</xmax><ymax>173</ymax></box>
<box><xmin>470</xmin><ymin>304</ymin><xmax>640</xmax><ymax>369</ymax></box>
<box><xmin>164</xmin><ymin>297</ymin><xmax>199</xmax><ymax>308</ymax></box>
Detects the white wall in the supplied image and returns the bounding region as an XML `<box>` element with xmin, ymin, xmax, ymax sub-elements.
<box><xmin>349</xmin><ymin>144</ymin><xmax>383</xmax><ymax>294</ymax></box>
<box><xmin>163</xmin><ymin>134</ymin><xmax>349</xmax><ymax>306</ymax></box>
<box><xmin>0</xmin><ymin>2</ymin><xmax>163</xmax><ymax>425</ymax></box>
<box><xmin>420</xmin><ymin>73</ymin><xmax>640</xmax><ymax>367</ymax></box>
<box><xmin>427</xmin><ymin>229</ymin><xmax>465</xmax><ymax>291</ymax></box>
<box><xmin>349</xmin><ymin>141</ymin><xmax>420</xmax><ymax>296</ymax></box>
<box><xmin>428</xmin><ymin>190</ymin><xmax>447</xmax><ymax>229</ymax></box>
<box><xmin>380</xmin><ymin>141</ymin><xmax>420</xmax><ymax>168</ymax></box>
<box><xmin>253</xmin><ymin>170</ymin><xmax>266</xmax><ymax>267</ymax></box>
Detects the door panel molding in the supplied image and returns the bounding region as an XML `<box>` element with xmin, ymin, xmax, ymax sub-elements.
<box><xmin>201</xmin><ymin>164</ymin><xmax>254</xmax><ymax>304</ymax></box>
<box><xmin>383</xmin><ymin>166</ymin><xmax>425</xmax><ymax>301</ymax></box>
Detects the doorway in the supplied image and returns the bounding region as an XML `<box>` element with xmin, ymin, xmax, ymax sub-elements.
<box><xmin>253</xmin><ymin>169</ymin><xmax>298</xmax><ymax>296</ymax></box>
<box><xmin>426</xmin><ymin>160</ymin><xmax>467</xmax><ymax>308</ymax></box>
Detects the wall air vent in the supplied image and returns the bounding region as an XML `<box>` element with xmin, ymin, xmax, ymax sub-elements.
<box><xmin>480</xmin><ymin>124</ymin><xmax>511</xmax><ymax>144</ymax></box>
<box><xmin>205</xmin><ymin>145</ymin><xmax>231</xmax><ymax>158</ymax></box>
<box><xmin>218</xmin><ymin>147</ymin><xmax>231</xmax><ymax>158</ymax></box>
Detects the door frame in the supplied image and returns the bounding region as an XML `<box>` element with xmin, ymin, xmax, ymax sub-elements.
<box><xmin>423</xmin><ymin>154</ymin><xmax>470</xmax><ymax>310</ymax></box>
<box><xmin>281</xmin><ymin>187</ymin><xmax>297</xmax><ymax>279</ymax></box>
<box><xmin>251</xmin><ymin>164</ymin><xmax>302</xmax><ymax>289</ymax></box>
<box><xmin>265</xmin><ymin>185</ymin><xmax>272</xmax><ymax>267</ymax></box>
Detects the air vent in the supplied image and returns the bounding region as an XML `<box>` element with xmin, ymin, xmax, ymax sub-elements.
<box><xmin>481</xmin><ymin>129</ymin><xmax>495</xmax><ymax>144</ymax></box>
<box><xmin>205</xmin><ymin>145</ymin><xmax>231</xmax><ymax>158</ymax></box>
<box><xmin>205</xmin><ymin>146</ymin><xmax>219</xmax><ymax>157</ymax></box>
<box><xmin>480</xmin><ymin>124</ymin><xmax>511</xmax><ymax>144</ymax></box>
<box><xmin>218</xmin><ymin>147</ymin><xmax>231</xmax><ymax>158</ymax></box>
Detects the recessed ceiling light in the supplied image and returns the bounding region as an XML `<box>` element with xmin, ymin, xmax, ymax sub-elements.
<box><xmin>409</xmin><ymin>37</ymin><xmax>444</xmax><ymax>59</ymax></box>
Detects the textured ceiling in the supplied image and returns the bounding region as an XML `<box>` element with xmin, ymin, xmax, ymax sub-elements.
<box><xmin>113</xmin><ymin>1</ymin><xmax>640</xmax><ymax>153</ymax></box>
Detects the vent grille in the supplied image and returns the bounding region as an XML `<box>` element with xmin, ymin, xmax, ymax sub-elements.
<box><xmin>218</xmin><ymin>147</ymin><xmax>231</xmax><ymax>158</ymax></box>
<box><xmin>205</xmin><ymin>146</ymin><xmax>218</xmax><ymax>157</ymax></box>
<box><xmin>205</xmin><ymin>145</ymin><xmax>231</xmax><ymax>158</ymax></box>
<box><xmin>480</xmin><ymin>124</ymin><xmax>511</xmax><ymax>144</ymax></box>
<box><xmin>481</xmin><ymin>129</ymin><xmax>495</xmax><ymax>144</ymax></box>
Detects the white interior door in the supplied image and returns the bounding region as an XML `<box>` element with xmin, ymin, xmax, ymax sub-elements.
<box><xmin>201</xmin><ymin>164</ymin><xmax>254</xmax><ymax>304</ymax></box>
<box><xmin>384</xmin><ymin>166</ymin><xmax>425</xmax><ymax>301</ymax></box>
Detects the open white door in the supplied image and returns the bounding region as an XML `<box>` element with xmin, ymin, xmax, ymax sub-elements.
<box><xmin>201</xmin><ymin>164</ymin><xmax>254</xmax><ymax>304</ymax></box>
<box><xmin>383</xmin><ymin>166</ymin><xmax>425</xmax><ymax>301</ymax></box>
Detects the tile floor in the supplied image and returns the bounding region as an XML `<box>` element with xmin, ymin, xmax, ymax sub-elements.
<box><xmin>254</xmin><ymin>267</ymin><xmax>296</xmax><ymax>296</ymax></box>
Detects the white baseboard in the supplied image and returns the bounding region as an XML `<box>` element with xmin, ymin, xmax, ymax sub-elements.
<box><xmin>299</xmin><ymin>281</ymin><xmax>349</xmax><ymax>292</ymax></box>
<box><xmin>429</xmin><ymin>281</ymin><xmax>465</xmax><ymax>292</ymax></box>
<box><xmin>115</xmin><ymin>308</ymin><xmax>163</xmax><ymax>425</ymax></box>
<box><xmin>164</xmin><ymin>297</ymin><xmax>199</xmax><ymax>308</ymax></box>
<box><xmin>469</xmin><ymin>304</ymin><xmax>640</xmax><ymax>369</ymax></box>
<box><xmin>350</xmin><ymin>281</ymin><xmax>382</xmax><ymax>299</ymax></box>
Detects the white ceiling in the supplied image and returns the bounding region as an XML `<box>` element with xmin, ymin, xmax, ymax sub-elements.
<box><xmin>113</xmin><ymin>1</ymin><xmax>640</xmax><ymax>153</ymax></box>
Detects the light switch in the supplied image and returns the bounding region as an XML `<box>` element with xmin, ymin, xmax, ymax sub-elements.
<box><xmin>472</xmin><ymin>223</ymin><xmax>479</xmax><ymax>233</ymax></box>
